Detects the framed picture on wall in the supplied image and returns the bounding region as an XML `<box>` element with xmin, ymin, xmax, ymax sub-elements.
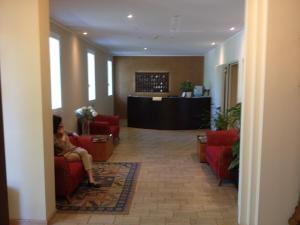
<box><xmin>135</xmin><ymin>72</ymin><xmax>169</xmax><ymax>93</ymax></box>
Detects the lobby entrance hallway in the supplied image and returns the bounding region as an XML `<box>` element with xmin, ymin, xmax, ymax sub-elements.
<box><xmin>51</xmin><ymin>127</ymin><xmax>237</xmax><ymax>225</ymax></box>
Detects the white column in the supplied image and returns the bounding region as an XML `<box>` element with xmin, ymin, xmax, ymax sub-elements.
<box><xmin>0</xmin><ymin>0</ymin><xmax>56</xmax><ymax>223</ymax></box>
<box><xmin>239</xmin><ymin>0</ymin><xmax>300</xmax><ymax>224</ymax></box>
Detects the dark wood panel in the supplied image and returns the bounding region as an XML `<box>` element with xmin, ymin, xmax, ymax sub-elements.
<box><xmin>0</xmin><ymin>74</ymin><xmax>9</xmax><ymax>224</ymax></box>
<box><xmin>127</xmin><ymin>96</ymin><xmax>211</xmax><ymax>130</ymax></box>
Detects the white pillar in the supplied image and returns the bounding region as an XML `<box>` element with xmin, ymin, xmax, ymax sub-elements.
<box><xmin>239</xmin><ymin>0</ymin><xmax>300</xmax><ymax>224</ymax></box>
<box><xmin>0</xmin><ymin>0</ymin><xmax>56</xmax><ymax>223</ymax></box>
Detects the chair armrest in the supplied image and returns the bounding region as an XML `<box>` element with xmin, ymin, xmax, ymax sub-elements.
<box><xmin>54</xmin><ymin>156</ymin><xmax>70</xmax><ymax>178</ymax></box>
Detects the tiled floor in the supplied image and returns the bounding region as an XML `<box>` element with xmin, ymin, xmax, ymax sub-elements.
<box><xmin>50</xmin><ymin>127</ymin><xmax>238</xmax><ymax>225</ymax></box>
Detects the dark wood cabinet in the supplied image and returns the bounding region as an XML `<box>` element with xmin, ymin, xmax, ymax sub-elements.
<box><xmin>0</xmin><ymin>75</ymin><xmax>9</xmax><ymax>224</ymax></box>
<box><xmin>127</xmin><ymin>96</ymin><xmax>211</xmax><ymax>130</ymax></box>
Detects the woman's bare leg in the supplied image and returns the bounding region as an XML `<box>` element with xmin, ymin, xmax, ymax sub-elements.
<box><xmin>87</xmin><ymin>169</ymin><xmax>95</xmax><ymax>183</ymax></box>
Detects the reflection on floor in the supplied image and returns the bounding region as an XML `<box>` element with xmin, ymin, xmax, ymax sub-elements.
<box><xmin>51</xmin><ymin>127</ymin><xmax>238</xmax><ymax>225</ymax></box>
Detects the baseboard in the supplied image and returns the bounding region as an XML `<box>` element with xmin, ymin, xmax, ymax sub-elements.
<box><xmin>10</xmin><ymin>219</ymin><xmax>47</xmax><ymax>225</ymax></box>
<box><xmin>10</xmin><ymin>209</ymin><xmax>56</xmax><ymax>225</ymax></box>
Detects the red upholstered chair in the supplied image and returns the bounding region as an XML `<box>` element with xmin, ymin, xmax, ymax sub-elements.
<box><xmin>54</xmin><ymin>156</ymin><xmax>85</xmax><ymax>201</ymax></box>
<box><xmin>89</xmin><ymin>115</ymin><xmax>120</xmax><ymax>140</ymax></box>
<box><xmin>54</xmin><ymin>135</ymin><xmax>96</xmax><ymax>201</ymax></box>
<box><xmin>205</xmin><ymin>129</ymin><xmax>239</xmax><ymax>186</ymax></box>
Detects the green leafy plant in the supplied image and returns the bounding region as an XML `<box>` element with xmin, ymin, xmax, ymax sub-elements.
<box><xmin>180</xmin><ymin>81</ymin><xmax>194</xmax><ymax>92</ymax></box>
<box><xmin>227</xmin><ymin>103</ymin><xmax>241</xmax><ymax>130</ymax></box>
<box><xmin>229</xmin><ymin>139</ymin><xmax>240</xmax><ymax>170</ymax></box>
<box><xmin>214</xmin><ymin>108</ymin><xmax>229</xmax><ymax>130</ymax></box>
<box><xmin>228</xmin><ymin>103</ymin><xmax>241</xmax><ymax>170</ymax></box>
<box><xmin>214</xmin><ymin>103</ymin><xmax>241</xmax><ymax>130</ymax></box>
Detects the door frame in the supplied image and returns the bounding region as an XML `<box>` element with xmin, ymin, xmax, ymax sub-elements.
<box><xmin>0</xmin><ymin>74</ymin><xmax>9</xmax><ymax>224</ymax></box>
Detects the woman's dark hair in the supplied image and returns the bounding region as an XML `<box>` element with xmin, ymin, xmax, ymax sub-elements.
<box><xmin>53</xmin><ymin>115</ymin><xmax>62</xmax><ymax>134</ymax></box>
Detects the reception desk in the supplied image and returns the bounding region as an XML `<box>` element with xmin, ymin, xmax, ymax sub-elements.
<box><xmin>127</xmin><ymin>96</ymin><xmax>211</xmax><ymax>130</ymax></box>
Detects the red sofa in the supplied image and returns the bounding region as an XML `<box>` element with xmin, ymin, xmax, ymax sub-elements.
<box><xmin>78</xmin><ymin>114</ymin><xmax>120</xmax><ymax>140</ymax></box>
<box><xmin>205</xmin><ymin>129</ymin><xmax>239</xmax><ymax>186</ymax></box>
<box><xmin>54</xmin><ymin>135</ymin><xmax>95</xmax><ymax>200</ymax></box>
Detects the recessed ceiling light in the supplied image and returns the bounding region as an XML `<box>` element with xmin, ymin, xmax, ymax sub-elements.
<box><xmin>211</xmin><ymin>42</ymin><xmax>216</xmax><ymax>46</ymax></box>
<box><xmin>144</xmin><ymin>47</ymin><xmax>148</xmax><ymax>50</ymax></box>
<box><xmin>127</xmin><ymin>14</ymin><xmax>133</xmax><ymax>19</ymax></box>
<box><xmin>230</xmin><ymin>27</ymin><xmax>236</xmax><ymax>31</ymax></box>
<box><xmin>83</xmin><ymin>32</ymin><xmax>88</xmax><ymax>35</ymax></box>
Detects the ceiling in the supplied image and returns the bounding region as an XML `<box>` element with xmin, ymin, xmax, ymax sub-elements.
<box><xmin>50</xmin><ymin>0</ymin><xmax>245</xmax><ymax>56</ymax></box>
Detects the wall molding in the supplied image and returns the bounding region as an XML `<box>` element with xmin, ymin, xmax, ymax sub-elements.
<box><xmin>10</xmin><ymin>219</ymin><xmax>47</xmax><ymax>225</ymax></box>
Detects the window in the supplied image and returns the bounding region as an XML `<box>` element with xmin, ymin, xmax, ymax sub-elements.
<box><xmin>87</xmin><ymin>51</ymin><xmax>96</xmax><ymax>101</ymax></box>
<box><xmin>107</xmin><ymin>60</ymin><xmax>113</xmax><ymax>96</ymax></box>
<box><xmin>49</xmin><ymin>36</ymin><xmax>62</xmax><ymax>110</ymax></box>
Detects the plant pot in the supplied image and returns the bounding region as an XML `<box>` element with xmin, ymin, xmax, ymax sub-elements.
<box><xmin>185</xmin><ymin>92</ymin><xmax>192</xmax><ymax>98</ymax></box>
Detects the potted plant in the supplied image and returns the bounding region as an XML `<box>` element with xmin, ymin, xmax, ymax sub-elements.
<box><xmin>180</xmin><ymin>81</ymin><xmax>194</xmax><ymax>97</ymax></box>
<box><xmin>227</xmin><ymin>103</ymin><xmax>241</xmax><ymax>187</ymax></box>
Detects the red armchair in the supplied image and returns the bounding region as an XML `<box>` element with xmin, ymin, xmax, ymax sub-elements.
<box><xmin>89</xmin><ymin>115</ymin><xmax>120</xmax><ymax>140</ymax></box>
<box><xmin>205</xmin><ymin>129</ymin><xmax>239</xmax><ymax>186</ymax></box>
<box><xmin>54</xmin><ymin>135</ymin><xmax>99</xmax><ymax>200</ymax></box>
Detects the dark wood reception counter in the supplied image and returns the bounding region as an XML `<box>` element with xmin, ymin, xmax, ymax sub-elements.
<box><xmin>127</xmin><ymin>96</ymin><xmax>211</xmax><ymax>130</ymax></box>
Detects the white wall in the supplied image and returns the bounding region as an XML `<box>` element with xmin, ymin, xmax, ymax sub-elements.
<box><xmin>0</xmin><ymin>0</ymin><xmax>55</xmax><ymax>222</ymax></box>
<box><xmin>50</xmin><ymin>22</ymin><xmax>114</xmax><ymax>131</ymax></box>
<box><xmin>204</xmin><ymin>31</ymin><xmax>244</xmax><ymax>115</ymax></box>
<box><xmin>239</xmin><ymin>0</ymin><xmax>300</xmax><ymax>224</ymax></box>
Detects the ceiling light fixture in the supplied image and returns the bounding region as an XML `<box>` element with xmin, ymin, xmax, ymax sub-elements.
<box><xmin>230</xmin><ymin>27</ymin><xmax>236</xmax><ymax>31</ymax></box>
<box><xmin>211</xmin><ymin>42</ymin><xmax>216</xmax><ymax>46</ymax></box>
<box><xmin>127</xmin><ymin>14</ymin><xmax>133</xmax><ymax>19</ymax></box>
<box><xmin>144</xmin><ymin>47</ymin><xmax>148</xmax><ymax>50</ymax></box>
<box><xmin>83</xmin><ymin>32</ymin><xmax>88</xmax><ymax>35</ymax></box>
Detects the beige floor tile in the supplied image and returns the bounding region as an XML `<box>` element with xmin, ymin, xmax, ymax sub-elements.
<box><xmin>51</xmin><ymin>127</ymin><xmax>237</xmax><ymax>225</ymax></box>
<box><xmin>50</xmin><ymin>213</ymin><xmax>90</xmax><ymax>224</ymax></box>
<box><xmin>140</xmin><ymin>215</ymin><xmax>166</xmax><ymax>225</ymax></box>
<box><xmin>88</xmin><ymin>215</ymin><xmax>115</xmax><ymax>224</ymax></box>
<box><xmin>113</xmin><ymin>215</ymin><xmax>140</xmax><ymax>225</ymax></box>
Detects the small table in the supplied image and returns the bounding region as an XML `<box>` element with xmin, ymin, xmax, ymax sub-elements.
<box><xmin>197</xmin><ymin>135</ymin><xmax>207</xmax><ymax>163</ymax></box>
<box><xmin>82</xmin><ymin>134</ymin><xmax>114</xmax><ymax>161</ymax></box>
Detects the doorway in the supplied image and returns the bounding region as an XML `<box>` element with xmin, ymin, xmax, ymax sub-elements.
<box><xmin>225</xmin><ymin>63</ymin><xmax>239</xmax><ymax>111</ymax></box>
<box><xmin>215</xmin><ymin>62</ymin><xmax>239</xmax><ymax>115</ymax></box>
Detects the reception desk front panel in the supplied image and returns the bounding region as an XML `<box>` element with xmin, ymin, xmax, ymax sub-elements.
<box><xmin>127</xmin><ymin>96</ymin><xmax>211</xmax><ymax>130</ymax></box>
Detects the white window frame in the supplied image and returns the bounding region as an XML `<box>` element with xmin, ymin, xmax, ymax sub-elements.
<box><xmin>87</xmin><ymin>50</ymin><xmax>96</xmax><ymax>101</ymax></box>
<box><xmin>107</xmin><ymin>60</ymin><xmax>113</xmax><ymax>96</ymax></box>
<box><xmin>49</xmin><ymin>34</ymin><xmax>62</xmax><ymax>110</ymax></box>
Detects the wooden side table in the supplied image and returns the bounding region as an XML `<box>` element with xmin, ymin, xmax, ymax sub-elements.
<box><xmin>80</xmin><ymin>135</ymin><xmax>114</xmax><ymax>161</ymax></box>
<box><xmin>197</xmin><ymin>135</ymin><xmax>207</xmax><ymax>163</ymax></box>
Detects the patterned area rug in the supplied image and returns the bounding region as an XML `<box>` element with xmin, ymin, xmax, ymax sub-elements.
<box><xmin>56</xmin><ymin>162</ymin><xmax>140</xmax><ymax>214</ymax></box>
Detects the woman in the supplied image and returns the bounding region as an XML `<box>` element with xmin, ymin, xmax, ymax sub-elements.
<box><xmin>53</xmin><ymin>115</ymin><xmax>100</xmax><ymax>188</ymax></box>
